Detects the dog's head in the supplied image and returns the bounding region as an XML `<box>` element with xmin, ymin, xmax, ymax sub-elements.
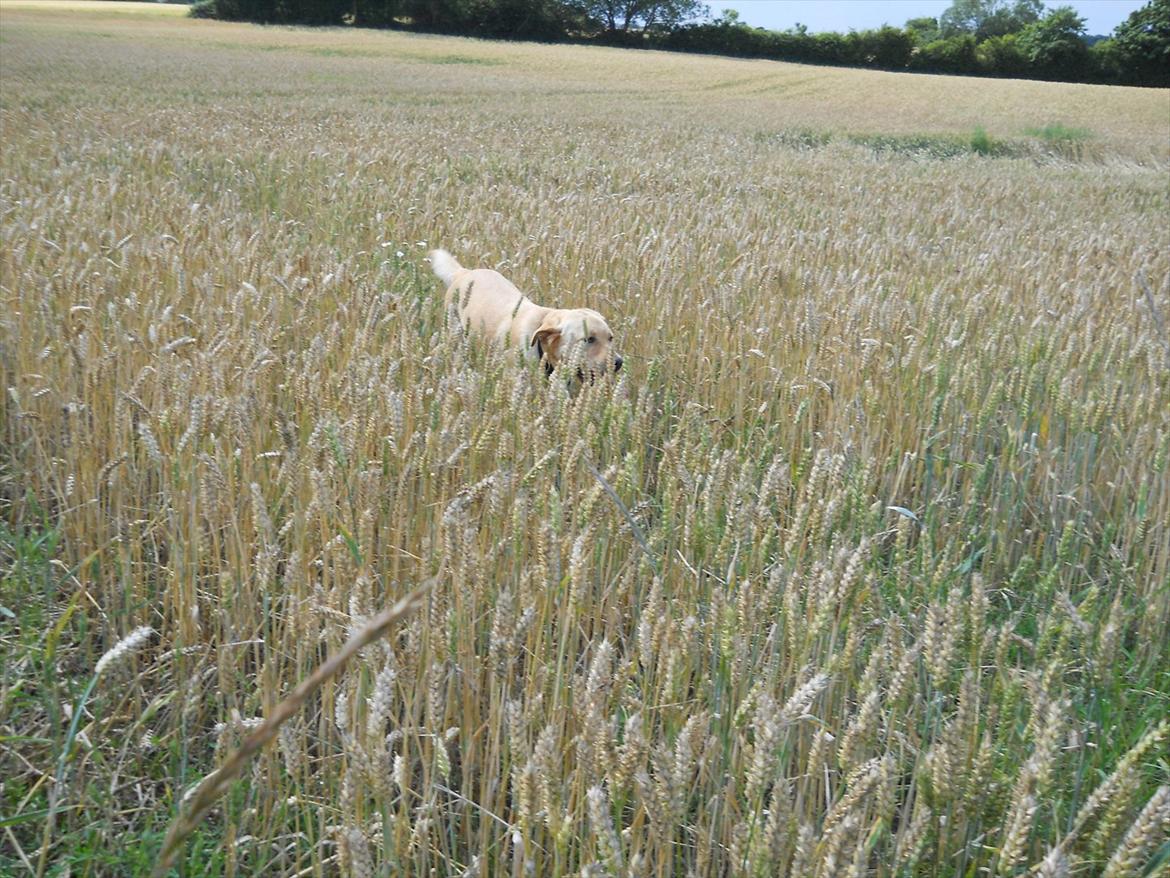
<box><xmin>532</xmin><ymin>308</ymin><xmax>622</xmax><ymax>377</ymax></box>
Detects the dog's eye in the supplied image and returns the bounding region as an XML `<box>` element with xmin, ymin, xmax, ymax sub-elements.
<box><xmin>587</xmin><ymin>336</ymin><xmax>596</xmax><ymax>344</ymax></box>
<box><xmin>609</xmin><ymin>335</ymin><xmax>614</xmax><ymax>342</ymax></box>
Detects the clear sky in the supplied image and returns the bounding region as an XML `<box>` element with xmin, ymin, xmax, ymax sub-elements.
<box><xmin>714</xmin><ymin>1</ymin><xmax>1148</xmax><ymax>37</ymax></box>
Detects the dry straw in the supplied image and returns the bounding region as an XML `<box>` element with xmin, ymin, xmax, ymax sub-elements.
<box><xmin>151</xmin><ymin>580</ymin><xmax>432</xmax><ymax>877</ymax></box>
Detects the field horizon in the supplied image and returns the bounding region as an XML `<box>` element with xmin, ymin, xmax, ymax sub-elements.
<box><xmin>2</xmin><ymin>0</ymin><xmax>1169</xmax><ymax>163</ymax></box>
<box><xmin>2</xmin><ymin>3</ymin><xmax>1169</xmax><ymax>876</ymax></box>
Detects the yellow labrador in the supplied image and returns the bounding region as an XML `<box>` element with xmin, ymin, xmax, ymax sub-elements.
<box><xmin>429</xmin><ymin>249</ymin><xmax>622</xmax><ymax>376</ymax></box>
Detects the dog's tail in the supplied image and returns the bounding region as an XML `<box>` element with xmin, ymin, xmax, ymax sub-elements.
<box><xmin>429</xmin><ymin>249</ymin><xmax>463</xmax><ymax>287</ymax></box>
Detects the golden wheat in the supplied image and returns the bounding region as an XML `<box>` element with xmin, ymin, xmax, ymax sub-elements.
<box><xmin>2</xmin><ymin>3</ymin><xmax>1168</xmax><ymax>876</ymax></box>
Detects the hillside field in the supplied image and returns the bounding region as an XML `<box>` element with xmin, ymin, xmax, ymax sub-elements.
<box><xmin>2</xmin><ymin>3</ymin><xmax>1169</xmax><ymax>875</ymax></box>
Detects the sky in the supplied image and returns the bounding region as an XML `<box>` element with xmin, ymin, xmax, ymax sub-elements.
<box><xmin>712</xmin><ymin>1</ymin><xmax>1148</xmax><ymax>37</ymax></box>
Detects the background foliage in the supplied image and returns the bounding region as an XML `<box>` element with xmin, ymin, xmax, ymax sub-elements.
<box><xmin>187</xmin><ymin>0</ymin><xmax>1170</xmax><ymax>87</ymax></box>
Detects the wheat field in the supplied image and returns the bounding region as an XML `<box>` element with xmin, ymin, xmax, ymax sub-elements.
<box><xmin>2</xmin><ymin>3</ymin><xmax>1169</xmax><ymax>876</ymax></box>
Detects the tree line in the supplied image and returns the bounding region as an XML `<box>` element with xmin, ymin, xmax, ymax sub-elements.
<box><xmin>191</xmin><ymin>0</ymin><xmax>1170</xmax><ymax>88</ymax></box>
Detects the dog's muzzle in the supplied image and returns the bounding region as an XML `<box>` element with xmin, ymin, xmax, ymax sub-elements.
<box><xmin>614</xmin><ymin>356</ymin><xmax>623</xmax><ymax>372</ymax></box>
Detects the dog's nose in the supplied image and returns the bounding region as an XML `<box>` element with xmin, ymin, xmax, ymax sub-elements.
<box><xmin>614</xmin><ymin>356</ymin><xmax>623</xmax><ymax>372</ymax></box>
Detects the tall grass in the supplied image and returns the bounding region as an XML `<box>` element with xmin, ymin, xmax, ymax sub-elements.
<box><xmin>2</xmin><ymin>5</ymin><xmax>1168</xmax><ymax>876</ymax></box>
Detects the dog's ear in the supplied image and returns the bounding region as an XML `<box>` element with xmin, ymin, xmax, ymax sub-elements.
<box><xmin>531</xmin><ymin>314</ymin><xmax>562</xmax><ymax>364</ymax></box>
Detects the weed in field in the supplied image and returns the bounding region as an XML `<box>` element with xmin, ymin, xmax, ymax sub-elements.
<box><xmin>1025</xmin><ymin>122</ymin><xmax>1093</xmax><ymax>142</ymax></box>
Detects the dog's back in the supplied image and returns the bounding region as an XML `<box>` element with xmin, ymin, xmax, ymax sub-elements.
<box><xmin>430</xmin><ymin>249</ymin><xmax>536</xmax><ymax>347</ymax></box>
<box><xmin>430</xmin><ymin>249</ymin><xmax>528</xmax><ymax>312</ymax></box>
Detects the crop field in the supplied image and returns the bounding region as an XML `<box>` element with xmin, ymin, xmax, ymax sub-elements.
<box><xmin>2</xmin><ymin>2</ymin><xmax>1169</xmax><ymax>875</ymax></box>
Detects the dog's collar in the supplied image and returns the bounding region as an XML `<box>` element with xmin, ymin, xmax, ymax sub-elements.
<box><xmin>533</xmin><ymin>335</ymin><xmax>554</xmax><ymax>377</ymax></box>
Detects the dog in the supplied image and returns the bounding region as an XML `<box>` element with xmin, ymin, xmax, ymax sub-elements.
<box><xmin>429</xmin><ymin>249</ymin><xmax>622</xmax><ymax>377</ymax></box>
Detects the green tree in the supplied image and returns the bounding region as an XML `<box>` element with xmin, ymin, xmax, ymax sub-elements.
<box><xmin>352</xmin><ymin>0</ymin><xmax>401</xmax><ymax>26</ymax></box>
<box><xmin>905</xmin><ymin>16</ymin><xmax>940</xmax><ymax>44</ymax></box>
<box><xmin>911</xmin><ymin>33</ymin><xmax>979</xmax><ymax>72</ymax></box>
<box><xmin>1111</xmin><ymin>0</ymin><xmax>1170</xmax><ymax>85</ymax></box>
<box><xmin>1018</xmin><ymin>5</ymin><xmax>1090</xmax><ymax>80</ymax></box>
<box><xmin>298</xmin><ymin>0</ymin><xmax>348</xmax><ymax>23</ymax></box>
<box><xmin>1088</xmin><ymin>37</ymin><xmax>1124</xmax><ymax>81</ymax></box>
<box><xmin>572</xmin><ymin>0</ymin><xmax>707</xmax><ymax>35</ymax></box>
<box><xmin>399</xmin><ymin>0</ymin><xmax>473</xmax><ymax>29</ymax></box>
<box><xmin>977</xmin><ymin>32</ymin><xmax>1027</xmax><ymax>75</ymax></box>
<box><xmin>940</xmin><ymin>0</ymin><xmax>1043</xmax><ymax>39</ymax></box>
<box><xmin>852</xmin><ymin>25</ymin><xmax>915</xmax><ymax>68</ymax></box>
<box><xmin>468</xmin><ymin>0</ymin><xmax>577</xmax><ymax>38</ymax></box>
